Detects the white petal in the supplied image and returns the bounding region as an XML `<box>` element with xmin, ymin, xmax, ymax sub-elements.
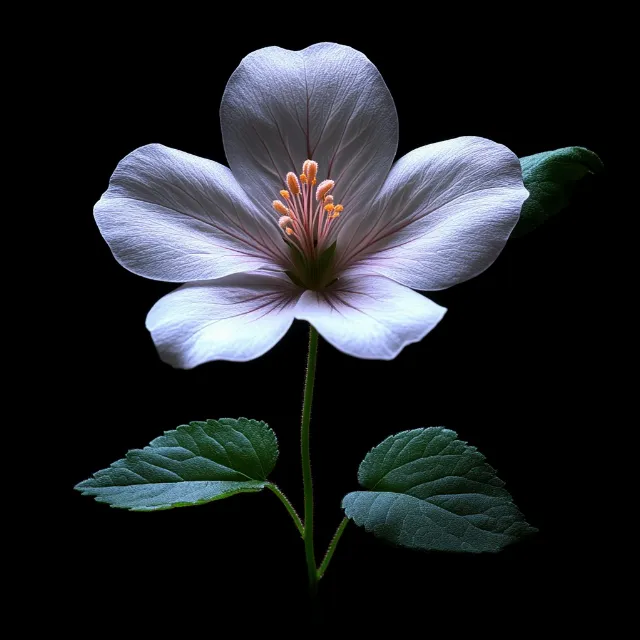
<box><xmin>95</xmin><ymin>144</ymin><xmax>287</xmax><ymax>282</ymax></box>
<box><xmin>337</xmin><ymin>137</ymin><xmax>529</xmax><ymax>290</ymax></box>
<box><xmin>221</xmin><ymin>43</ymin><xmax>398</xmax><ymax>216</ymax></box>
<box><xmin>294</xmin><ymin>274</ymin><xmax>446</xmax><ymax>360</ymax></box>
<box><xmin>146</xmin><ymin>273</ymin><xmax>301</xmax><ymax>367</ymax></box>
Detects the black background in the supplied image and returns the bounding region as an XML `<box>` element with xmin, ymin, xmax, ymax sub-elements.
<box><xmin>55</xmin><ymin>14</ymin><xmax>607</xmax><ymax>634</ymax></box>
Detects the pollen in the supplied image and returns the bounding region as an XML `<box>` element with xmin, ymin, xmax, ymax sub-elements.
<box><xmin>327</xmin><ymin>204</ymin><xmax>343</xmax><ymax>219</ymax></box>
<box><xmin>273</xmin><ymin>200</ymin><xmax>290</xmax><ymax>216</ymax></box>
<box><xmin>286</xmin><ymin>172</ymin><xmax>301</xmax><ymax>196</ymax></box>
<box><xmin>280</xmin><ymin>190</ymin><xmax>290</xmax><ymax>200</ymax></box>
<box><xmin>316</xmin><ymin>180</ymin><xmax>335</xmax><ymax>201</ymax></box>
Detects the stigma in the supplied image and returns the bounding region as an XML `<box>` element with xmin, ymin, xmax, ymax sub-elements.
<box><xmin>271</xmin><ymin>159</ymin><xmax>344</xmax><ymax>260</ymax></box>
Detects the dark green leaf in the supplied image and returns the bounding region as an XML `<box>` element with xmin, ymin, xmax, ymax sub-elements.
<box><xmin>342</xmin><ymin>427</ymin><xmax>536</xmax><ymax>553</ymax></box>
<box><xmin>514</xmin><ymin>146</ymin><xmax>603</xmax><ymax>237</ymax></box>
<box><xmin>75</xmin><ymin>418</ymin><xmax>278</xmax><ymax>511</ymax></box>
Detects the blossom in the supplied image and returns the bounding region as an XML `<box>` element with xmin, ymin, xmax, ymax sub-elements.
<box><xmin>94</xmin><ymin>43</ymin><xmax>528</xmax><ymax>368</ymax></box>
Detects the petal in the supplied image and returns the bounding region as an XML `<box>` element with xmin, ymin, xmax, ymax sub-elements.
<box><xmin>146</xmin><ymin>273</ymin><xmax>301</xmax><ymax>367</ymax></box>
<box><xmin>294</xmin><ymin>274</ymin><xmax>446</xmax><ymax>360</ymax></box>
<box><xmin>221</xmin><ymin>43</ymin><xmax>398</xmax><ymax>216</ymax></box>
<box><xmin>337</xmin><ymin>137</ymin><xmax>529</xmax><ymax>290</ymax></box>
<box><xmin>94</xmin><ymin>144</ymin><xmax>287</xmax><ymax>282</ymax></box>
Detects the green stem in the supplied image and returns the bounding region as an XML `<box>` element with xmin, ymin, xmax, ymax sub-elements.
<box><xmin>301</xmin><ymin>325</ymin><xmax>319</xmax><ymax>595</ymax></box>
<box><xmin>317</xmin><ymin>517</ymin><xmax>349</xmax><ymax>579</ymax></box>
<box><xmin>266</xmin><ymin>484</ymin><xmax>303</xmax><ymax>537</ymax></box>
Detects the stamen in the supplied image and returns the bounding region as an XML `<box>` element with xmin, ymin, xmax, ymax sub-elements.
<box><xmin>278</xmin><ymin>216</ymin><xmax>294</xmax><ymax>232</ymax></box>
<box><xmin>272</xmin><ymin>160</ymin><xmax>346</xmax><ymax>271</ymax></box>
<box><xmin>286</xmin><ymin>172</ymin><xmax>301</xmax><ymax>196</ymax></box>
<box><xmin>316</xmin><ymin>180</ymin><xmax>335</xmax><ymax>201</ymax></box>
<box><xmin>303</xmin><ymin>160</ymin><xmax>318</xmax><ymax>183</ymax></box>
<box><xmin>273</xmin><ymin>200</ymin><xmax>290</xmax><ymax>216</ymax></box>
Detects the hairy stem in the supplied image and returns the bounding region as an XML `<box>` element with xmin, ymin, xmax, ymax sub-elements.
<box><xmin>266</xmin><ymin>484</ymin><xmax>303</xmax><ymax>537</ymax></box>
<box><xmin>318</xmin><ymin>517</ymin><xmax>349</xmax><ymax>579</ymax></box>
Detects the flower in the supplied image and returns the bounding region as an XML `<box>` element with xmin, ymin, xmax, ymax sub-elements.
<box><xmin>94</xmin><ymin>43</ymin><xmax>528</xmax><ymax>368</ymax></box>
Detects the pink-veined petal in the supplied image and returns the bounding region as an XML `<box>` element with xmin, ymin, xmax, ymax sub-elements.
<box><xmin>146</xmin><ymin>272</ymin><xmax>302</xmax><ymax>367</ymax></box>
<box><xmin>94</xmin><ymin>144</ymin><xmax>287</xmax><ymax>282</ymax></box>
<box><xmin>221</xmin><ymin>43</ymin><xmax>398</xmax><ymax>220</ymax></box>
<box><xmin>294</xmin><ymin>273</ymin><xmax>446</xmax><ymax>360</ymax></box>
<box><xmin>337</xmin><ymin>137</ymin><xmax>528</xmax><ymax>290</ymax></box>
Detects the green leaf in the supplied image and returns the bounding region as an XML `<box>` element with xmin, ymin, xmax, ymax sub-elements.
<box><xmin>514</xmin><ymin>146</ymin><xmax>603</xmax><ymax>237</ymax></box>
<box><xmin>75</xmin><ymin>418</ymin><xmax>278</xmax><ymax>511</ymax></box>
<box><xmin>342</xmin><ymin>427</ymin><xmax>536</xmax><ymax>553</ymax></box>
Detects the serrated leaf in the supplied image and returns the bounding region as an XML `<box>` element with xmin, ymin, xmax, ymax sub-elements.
<box><xmin>342</xmin><ymin>427</ymin><xmax>536</xmax><ymax>553</ymax></box>
<box><xmin>513</xmin><ymin>146</ymin><xmax>603</xmax><ymax>237</ymax></box>
<box><xmin>75</xmin><ymin>418</ymin><xmax>278</xmax><ymax>511</ymax></box>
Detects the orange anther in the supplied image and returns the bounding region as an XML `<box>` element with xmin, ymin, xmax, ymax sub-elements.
<box><xmin>278</xmin><ymin>215</ymin><xmax>293</xmax><ymax>230</ymax></box>
<box><xmin>316</xmin><ymin>179</ymin><xmax>335</xmax><ymax>201</ymax></box>
<box><xmin>273</xmin><ymin>200</ymin><xmax>290</xmax><ymax>215</ymax></box>
<box><xmin>286</xmin><ymin>172</ymin><xmax>301</xmax><ymax>196</ymax></box>
<box><xmin>303</xmin><ymin>160</ymin><xmax>318</xmax><ymax>183</ymax></box>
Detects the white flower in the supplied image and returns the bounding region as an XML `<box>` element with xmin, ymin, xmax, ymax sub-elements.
<box><xmin>94</xmin><ymin>43</ymin><xmax>528</xmax><ymax>368</ymax></box>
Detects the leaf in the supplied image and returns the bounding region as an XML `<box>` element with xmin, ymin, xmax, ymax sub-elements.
<box><xmin>75</xmin><ymin>418</ymin><xmax>278</xmax><ymax>511</ymax></box>
<box><xmin>513</xmin><ymin>146</ymin><xmax>603</xmax><ymax>237</ymax></box>
<box><xmin>342</xmin><ymin>427</ymin><xmax>536</xmax><ymax>553</ymax></box>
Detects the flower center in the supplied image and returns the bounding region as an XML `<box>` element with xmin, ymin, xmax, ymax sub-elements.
<box><xmin>271</xmin><ymin>160</ymin><xmax>344</xmax><ymax>290</ymax></box>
